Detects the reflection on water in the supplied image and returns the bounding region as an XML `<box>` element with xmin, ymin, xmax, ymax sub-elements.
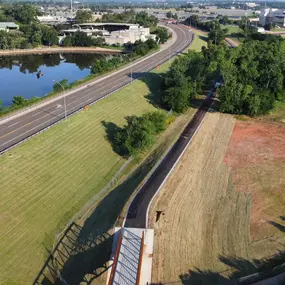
<box><xmin>0</xmin><ymin>53</ymin><xmax>106</xmax><ymax>106</ymax></box>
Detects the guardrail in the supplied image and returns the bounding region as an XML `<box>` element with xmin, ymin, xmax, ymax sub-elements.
<box><xmin>136</xmin><ymin>231</ymin><xmax>145</xmax><ymax>285</ymax></box>
<box><xmin>108</xmin><ymin>229</ymin><xmax>123</xmax><ymax>285</ymax></box>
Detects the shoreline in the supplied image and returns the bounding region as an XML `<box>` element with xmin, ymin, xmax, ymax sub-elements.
<box><xmin>0</xmin><ymin>46</ymin><xmax>125</xmax><ymax>56</ymax></box>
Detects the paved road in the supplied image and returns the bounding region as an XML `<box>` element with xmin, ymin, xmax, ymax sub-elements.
<box><xmin>124</xmin><ymin>95</ymin><xmax>214</xmax><ymax>228</ymax></box>
<box><xmin>0</xmin><ymin>24</ymin><xmax>193</xmax><ymax>153</ymax></box>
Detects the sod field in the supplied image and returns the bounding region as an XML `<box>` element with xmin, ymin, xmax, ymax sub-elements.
<box><xmin>0</xmin><ymin>60</ymin><xmax>175</xmax><ymax>285</ymax></box>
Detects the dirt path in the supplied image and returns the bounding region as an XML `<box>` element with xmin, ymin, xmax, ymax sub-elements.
<box><xmin>149</xmin><ymin>112</ymin><xmax>251</xmax><ymax>283</ymax></box>
<box><xmin>0</xmin><ymin>47</ymin><xmax>123</xmax><ymax>56</ymax></box>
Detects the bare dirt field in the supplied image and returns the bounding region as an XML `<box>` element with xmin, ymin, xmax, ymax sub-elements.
<box><xmin>224</xmin><ymin>121</ymin><xmax>285</xmax><ymax>258</ymax></box>
<box><xmin>149</xmin><ymin>112</ymin><xmax>285</xmax><ymax>284</ymax></box>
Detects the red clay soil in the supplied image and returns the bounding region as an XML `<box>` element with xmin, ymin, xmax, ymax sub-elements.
<box><xmin>224</xmin><ymin>121</ymin><xmax>285</xmax><ymax>240</ymax></box>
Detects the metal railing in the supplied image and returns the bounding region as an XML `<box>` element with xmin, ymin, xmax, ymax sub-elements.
<box><xmin>136</xmin><ymin>231</ymin><xmax>145</xmax><ymax>285</ymax></box>
<box><xmin>108</xmin><ymin>229</ymin><xmax>123</xmax><ymax>285</ymax></box>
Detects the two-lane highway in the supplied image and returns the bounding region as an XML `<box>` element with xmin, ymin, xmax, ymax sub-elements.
<box><xmin>0</xmin><ymin>24</ymin><xmax>193</xmax><ymax>153</ymax></box>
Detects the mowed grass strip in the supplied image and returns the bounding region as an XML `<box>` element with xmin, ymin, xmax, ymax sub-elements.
<box><xmin>0</xmin><ymin>62</ymin><xmax>171</xmax><ymax>285</ymax></box>
<box><xmin>188</xmin><ymin>31</ymin><xmax>208</xmax><ymax>52</ymax></box>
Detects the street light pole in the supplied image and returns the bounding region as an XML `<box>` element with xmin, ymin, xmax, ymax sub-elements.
<box><xmin>130</xmin><ymin>56</ymin><xmax>133</xmax><ymax>83</ymax></box>
<box><xmin>53</xmin><ymin>80</ymin><xmax>67</xmax><ymax>120</ymax></box>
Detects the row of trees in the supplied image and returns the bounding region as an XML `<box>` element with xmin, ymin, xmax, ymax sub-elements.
<box><xmin>62</xmin><ymin>31</ymin><xmax>105</xmax><ymax>47</ymax></box>
<box><xmin>91</xmin><ymin>39</ymin><xmax>158</xmax><ymax>74</ymax></box>
<box><xmin>101</xmin><ymin>10</ymin><xmax>158</xmax><ymax>28</ymax></box>
<box><xmin>161</xmin><ymin>32</ymin><xmax>285</xmax><ymax>116</ymax></box>
<box><xmin>218</xmin><ymin>39</ymin><xmax>285</xmax><ymax>116</ymax></box>
<box><xmin>151</xmin><ymin>27</ymin><xmax>169</xmax><ymax>44</ymax></box>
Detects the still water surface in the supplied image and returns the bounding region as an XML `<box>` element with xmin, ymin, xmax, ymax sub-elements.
<box><xmin>0</xmin><ymin>53</ymin><xmax>105</xmax><ymax>107</ymax></box>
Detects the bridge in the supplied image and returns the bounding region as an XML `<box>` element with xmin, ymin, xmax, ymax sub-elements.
<box><xmin>107</xmin><ymin>228</ymin><xmax>154</xmax><ymax>285</ymax></box>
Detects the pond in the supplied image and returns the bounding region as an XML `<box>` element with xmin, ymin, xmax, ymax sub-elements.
<box><xmin>0</xmin><ymin>53</ymin><xmax>107</xmax><ymax>107</ymax></box>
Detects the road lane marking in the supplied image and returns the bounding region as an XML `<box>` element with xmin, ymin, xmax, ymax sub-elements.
<box><xmin>7</xmin><ymin>121</ymin><xmax>20</xmax><ymax>128</ymax></box>
<box><xmin>0</xmin><ymin>109</ymin><xmax>63</xmax><ymax>139</ymax></box>
<box><xmin>0</xmin><ymin>121</ymin><xmax>33</xmax><ymax>139</ymax></box>
<box><xmin>1</xmin><ymin>25</ymin><xmax>192</xmax><ymax>149</ymax></box>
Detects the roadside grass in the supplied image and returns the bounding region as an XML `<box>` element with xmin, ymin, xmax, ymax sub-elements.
<box><xmin>0</xmin><ymin>48</ymin><xmax>159</xmax><ymax>117</ymax></box>
<box><xmin>188</xmin><ymin>31</ymin><xmax>208</xmax><ymax>52</ymax></box>
<box><xmin>0</xmin><ymin>48</ymin><xmax>197</xmax><ymax>284</ymax></box>
<box><xmin>221</xmin><ymin>24</ymin><xmax>242</xmax><ymax>35</ymax></box>
<box><xmin>265</xmin><ymin>100</ymin><xmax>285</xmax><ymax>123</ymax></box>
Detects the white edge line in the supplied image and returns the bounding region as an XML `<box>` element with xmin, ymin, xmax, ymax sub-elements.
<box><xmin>0</xmin><ymin>25</ymin><xmax>177</xmax><ymax>125</ymax></box>
<box><xmin>0</xmin><ymin>27</ymin><xmax>192</xmax><ymax>155</ymax></box>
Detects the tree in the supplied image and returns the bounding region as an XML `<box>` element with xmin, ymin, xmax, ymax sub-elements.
<box><xmin>53</xmin><ymin>79</ymin><xmax>69</xmax><ymax>92</ymax></box>
<box><xmin>41</xmin><ymin>26</ymin><xmax>58</xmax><ymax>46</ymax></box>
<box><xmin>4</xmin><ymin>4</ymin><xmax>38</xmax><ymax>25</ymax></box>
<box><xmin>63</xmin><ymin>36</ymin><xmax>73</xmax><ymax>47</ymax></box>
<box><xmin>0</xmin><ymin>31</ymin><xmax>9</xmax><ymax>49</ymax></box>
<box><xmin>208</xmin><ymin>22</ymin><xmax>226</xmax><ymax>44</ymax></box>
<box><xmin>12</xmin><ymin>96</ymin><xmax>27</xmax><ymax>106</ymax></box>
<box><xmin>163</xmin><ymin>74</ymin><xmax>192</xmax><ymax>113</ymax></box>
<box><xmin>166</xmin><ymin>11</ymin><xmax>173</xmax><ymax>19</ymax></box>
<box><xmin>75</xmin><ymin>10</ymin><xmax>93</xmax><ymax>24</ymax></box>
<box><xmin>152</xmin><ymin>27</ymin><xmax>168</xmax><ymax>43</ymax></box>
<box><xmin>71</xmin><ymin>31</ymin><xmax>93</xmax><ymax>47</ymax></box>
<box><xmin>109</xmin><ymin>111</ymin><xmax>167</xmax><ymax>157</ymax></box>
<box><xmin>145</xmin><ymin>38</ymin><xmax>158</xmax><ymax>50</ymax></box>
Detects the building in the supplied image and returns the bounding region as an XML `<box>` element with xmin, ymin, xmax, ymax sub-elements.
<box><xmin>60</xmin><ymin>23</ymin><xmax>156</xmax><ymax>45</ymax></box>
<box><xmin>259</xmin><ymin>8</ymin><xmax>285</xmax><ymax>27</ymax></box>
<box><xmin>0</xmin><ymin>22</ymin><xmax>19</xmax><ymax>32</ymax></box>
<box><xmin>246</xmin><ymin>2</ymin><xmax>258</xmax><ymax>8</ymax></box>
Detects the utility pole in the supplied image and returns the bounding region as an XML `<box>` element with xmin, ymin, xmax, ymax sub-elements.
<box><xmin>53</xmin><ymin>80</ymin><xmax>67</xmax><ymax>121</ymax></box>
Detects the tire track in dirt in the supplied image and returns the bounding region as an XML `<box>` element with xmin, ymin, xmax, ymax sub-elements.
<box><xmin>149</xmin><ymin>112</ymin><xmax>251</xmax><ymax>283</ymax></box>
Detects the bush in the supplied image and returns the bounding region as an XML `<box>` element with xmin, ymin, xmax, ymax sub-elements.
<box><xmin>109</xmin><ymin>111</ymin><xmax>167</xmax><ymax>157</ymax></box>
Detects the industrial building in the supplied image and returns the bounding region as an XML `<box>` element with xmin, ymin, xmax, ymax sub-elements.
<box><xmin>259</xmin><ymin>8</ymin><xmax>285</xmax><ymax>27</ymax></box>
<box><xmin>0</xmin><ymin>22</ymin><xmax>19</xmax><ymax>33</ymax></box>
<box><xmin>59</xmin><ymin>23</ymin><xmax>156</xmax><ymax>45</ymax></box>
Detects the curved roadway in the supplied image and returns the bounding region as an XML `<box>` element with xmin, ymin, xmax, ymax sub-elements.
<box><xmin>0</xmin><ymin>24</ymin><xmax>193</xmax><ymax>153</ymax></box>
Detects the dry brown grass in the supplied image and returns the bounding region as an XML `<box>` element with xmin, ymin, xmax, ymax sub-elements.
<box><xmin>149</xmin><ymin>112</ymin><xmax>252</xmax><ymax>283</ymax></box>
<box><xmin>149</xmin><ymin>111</ymin><xmax>285</xmax><ymax>284</ymax></box>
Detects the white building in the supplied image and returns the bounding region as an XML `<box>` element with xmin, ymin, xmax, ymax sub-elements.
<box><xmin>0</xmin><ymin>22</ymin><xmax>19</xmax><ymax>32</ymax></box>
<box><xmin>38</xmin><ymin>15</ymin><xmax>68</xmax><ymax>24</ymax></box>
<box><xmin>246</xmin><ymin>3</ymin><xmax>258</xmax><ymax>8</ymax></box>
<box><xmin>259</xmin><ymin>8</ymin><xmax>285</xmax><ymax>27</ymax></box>
<box><xmin>60</xmin><ymin>23</ymin><xmax>156</xmax><ymax>46</ymax></box>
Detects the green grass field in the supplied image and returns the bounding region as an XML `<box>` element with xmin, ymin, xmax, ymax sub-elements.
<box><xmin>188</xmin><ymin>31</ymin><xmax>208</xmax><ymax>52</ymax></box>
<box><xmin>0</xmin><ymin>60</ymin><xmax>173</xmax><ymax>285</ymax></box>
<box><xmin>221</xmin><ymin>24</ymin><xmax>242</xmax><ymax>35</ymax></box>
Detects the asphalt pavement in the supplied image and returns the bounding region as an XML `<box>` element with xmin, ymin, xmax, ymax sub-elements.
<box><xmin>0</xmin><ymin>24</ymin><xmax>193</xmax><ymax>153</ymax></box>
<box><xmin>124</xmin><ymin>95</ymin><xmax>214</xmax><ymax>229</ymax></box>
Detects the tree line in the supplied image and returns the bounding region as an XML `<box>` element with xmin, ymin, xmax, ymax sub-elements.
<box><xmin>106</xmin><ymin>35</ymin><xmax>285</xmax><ymax>160</ymax></box>
<box><xmin>0</xmin><ymin>4</ymin><xmax>165</xmax><ymax>50</ymax></box>
<box><xmin>91</xmin><ymin>39</ymin><xmax>158</xmax><ymax>74</ymax></box>
<box><xmin>101</xmin><ymin>10</ymin><xmax>158</xmax><ymax>28</ymax></box>
<box><xmin>163</xmin><ymin>34</ymin><xmax>285</xmax><ymax>116</ymax></box>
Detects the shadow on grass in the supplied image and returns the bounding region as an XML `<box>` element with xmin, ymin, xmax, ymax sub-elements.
<box><xmin>268</xmin><ymin>217</ymin><xmax>285</xmax><ymax>233</ymax></box>
<box><xmin>179</xmin><ymin>218</ymin><xmax>285</xmax><ymax>285</ymax></box>
<box><xmin>128</xmin><ymin>72</ymin><xmax>165</xmax><ymax>108</ymax></box>
<box><xmin>199</xmin><ymin>35</ymin><xmax>208</xmax><ymax>43</ymax></box>
<box><xmin>101</xmin><ymin>120</ymin><xmax>128</xmax><ymax>157</ymax></box>
<box><xmin>35</xmin><ymin>144</ymin><xmax>165</xmax><ymax>284</ymax></box>
<box><xmin>179</xmin><ymin>253</ymin><xmax>285</xmax><ymax>285</ymax></box>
